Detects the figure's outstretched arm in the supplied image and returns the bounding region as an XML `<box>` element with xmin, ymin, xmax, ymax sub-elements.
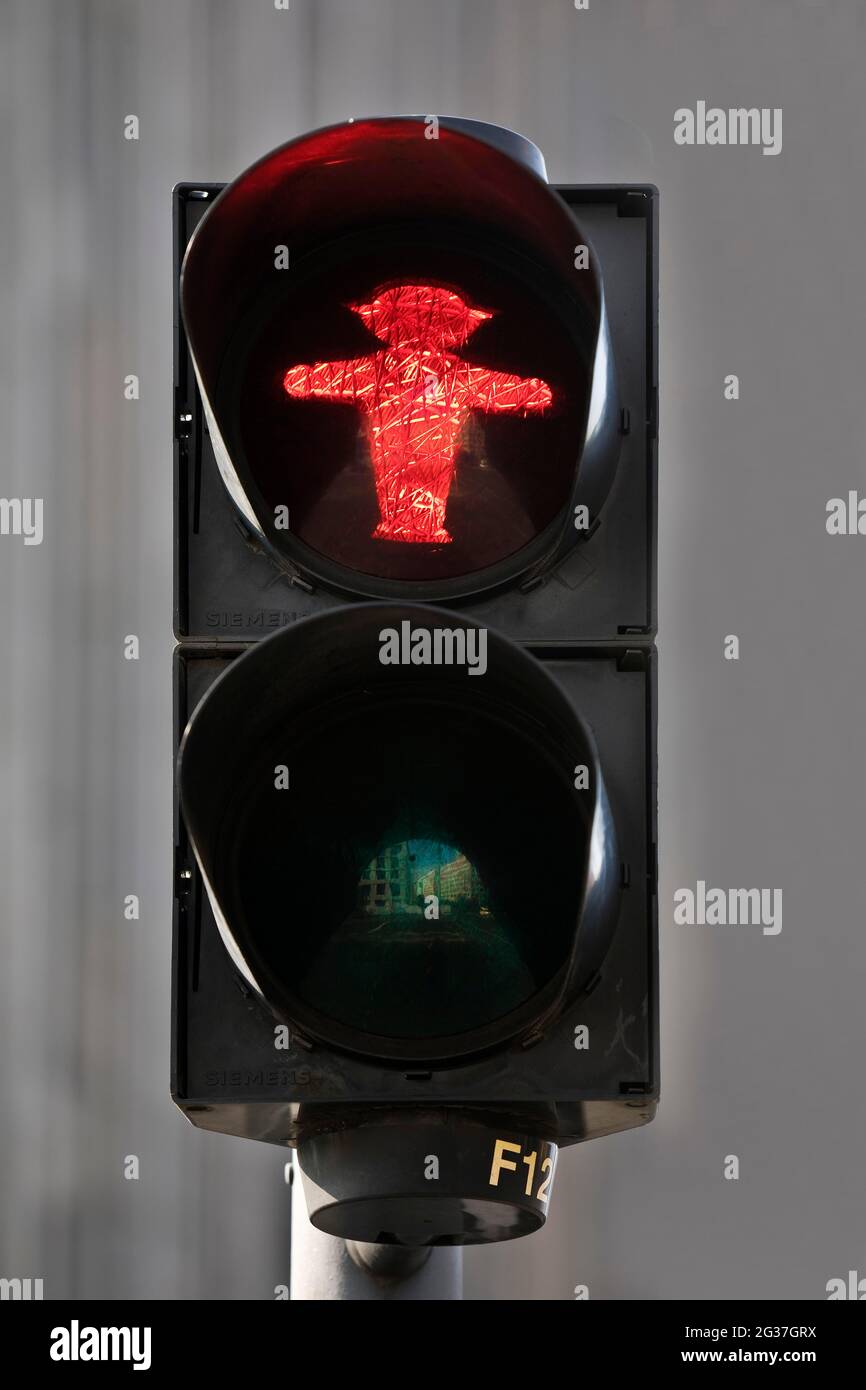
<box><xmin>463</xmin><ymin>366</ymin><xmax>553</xmax><ymax>414</ymax></box>
<box><xmin>283</xmin><ymin>357</ymin><xmax>372</xmax><ymax>402</ymax></box>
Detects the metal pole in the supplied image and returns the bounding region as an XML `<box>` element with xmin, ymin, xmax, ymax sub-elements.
<box><xmin>289</xmin><ymin>1157</ymin><xmax>463</xmax><ymax>1301</ymax></box>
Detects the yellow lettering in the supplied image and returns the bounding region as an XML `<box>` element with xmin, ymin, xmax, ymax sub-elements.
<box><xmin>537</xmin><ymin>1155</ymin><xmax>554</xmax><ymax>1202</ymax></box>
<box><xmin>488</xmin><ymin>1138</ymin><xmax>521</xmax><ymax>1188</ymax></box>
<box><xmin>522</xmin><ymin>1150</ymin><xmax>537</xmax><ymax>1196</ymax></box>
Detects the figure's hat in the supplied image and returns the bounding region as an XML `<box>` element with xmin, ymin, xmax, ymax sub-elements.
<box><xmin>349</xmin><ymin>283</ymin><xmax>493</xmax><ymax>345</ymax></box>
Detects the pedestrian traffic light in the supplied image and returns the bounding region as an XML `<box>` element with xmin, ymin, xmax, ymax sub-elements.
<box><xmin>173</xmin><ymin>117</ymin><xmax>658</xmax><ymax>1247</ymax></box>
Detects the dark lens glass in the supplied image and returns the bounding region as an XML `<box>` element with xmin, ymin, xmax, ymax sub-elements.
<box><xmin>224</xmin><ymin>694</ymin><xmax>585</xmax><ymax>1046</ymax></box>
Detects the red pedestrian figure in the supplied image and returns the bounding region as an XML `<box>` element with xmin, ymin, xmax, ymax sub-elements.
<box><xmin>283</xmin><ymin>282</ymin><xmax>554</xmax><ymax>544</ymax></box>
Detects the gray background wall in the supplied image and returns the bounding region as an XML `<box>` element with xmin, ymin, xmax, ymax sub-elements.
<box><xmin>1</xmin><ymin>0</ymin><xmax>864</xmax><ymax>1300</ymax></box>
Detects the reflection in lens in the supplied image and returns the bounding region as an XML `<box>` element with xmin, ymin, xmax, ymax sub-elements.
<box><xmin>298</xmin><ymin>838</ymin><xmax>535</xmax><ymax>1038</ymax></box>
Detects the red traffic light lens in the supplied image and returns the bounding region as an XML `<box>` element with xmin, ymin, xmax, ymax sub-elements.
<box><xmin>182</xmin><ymin>119</ymin><xmax>618</xmax><ymax>599</ymax></box>
<box><xmin>228</xmin><ymin>246</ymin><xmax>588</xmax><ymax>584</ymax></box>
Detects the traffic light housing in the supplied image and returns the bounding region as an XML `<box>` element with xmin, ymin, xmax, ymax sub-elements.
<box><xmin>173</xmin><ymin>117</ymin><xmax>658</xmax><ymax>1246</ymax></box>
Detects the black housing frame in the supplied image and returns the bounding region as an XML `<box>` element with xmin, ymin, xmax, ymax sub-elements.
<box><xmin>171</xmin><ymin>172</ymin><xmax>659</xmax><ymax>1157</ymax></box>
